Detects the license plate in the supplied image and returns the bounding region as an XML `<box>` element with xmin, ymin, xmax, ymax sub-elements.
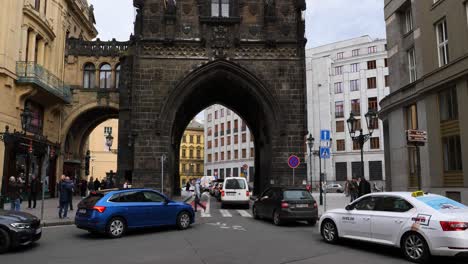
<box><xmin>227</xmin><ymin>193</ymin><xmax>236</xmax><ymax>196</ymax></box>
<box><xmin>79</xmin><ymin>209</ymin><xmax>87</xmax><ymax>214</ymax></box>
<box><xmin>35</xmin><ymin>228</ymin><xmax>42</xmax><ymax>234</ymax></box>
<box><xmin>296</xmin><ymin>204</ymin><xmax>308</xmax><ymax>208</ymax></box>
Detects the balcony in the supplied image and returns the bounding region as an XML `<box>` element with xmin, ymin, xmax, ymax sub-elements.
<box><xmin>16</xmin><ymin>62</ymin><xmax>72</xmax><ymax>103</ymax></box>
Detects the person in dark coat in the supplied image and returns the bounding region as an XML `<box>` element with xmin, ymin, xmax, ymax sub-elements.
<box><xmin>358</xmin><ymin>177</ymin><xmax>371</xmax><ymax>197</ymax></box>
<box><xmin>58</xmin><ymin>177</ymin><xmax>74</xmax><ymax>219</ymax></box>
<box><xmin>68</xmin><ymin>177</ymin><xmax>75</xmax><ymax>211</ymax></box>
<box><xmin>94</xmin><ymin>178</ymin><xmax>101</xmax><ymax>191</ymax></box>
<box><xmin>28</xmin><ymin>175</ymin><xmax>41</xmax><ymax>209</ymax></box>
<box><xmin>80</xmin><ymin>178</ymin><xmax>87</xmax><ymax>197</ymax></box>
<box><xmin>7</xmin><ymin>176</ymin><xmax>24</xmax><ymax>211</ymax></box>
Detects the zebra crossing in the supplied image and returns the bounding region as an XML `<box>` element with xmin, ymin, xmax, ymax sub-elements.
<box><xmin>197</xmin><ymin>209</ymin><xmax>253</xmax><ymax>218</ymax></box>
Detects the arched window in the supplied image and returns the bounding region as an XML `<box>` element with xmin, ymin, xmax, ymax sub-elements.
<box><xmin>211</xmin><ymin>0</ymin><xmax>229</xmax><ymax>17</ymax></box>
<box><xmin>83</xmin><ymin>63</ymin><xmax>95</xmax><ymax>89</ymax></box>
<box><xmin>99</xmin><ymin>63</ymin><xmax>112</xmax><ymax>89</ymax></box>
<box><xmin>115</xmin><ymin>64</ymin><xmax>121</xmax><ymax>89</ymax></box>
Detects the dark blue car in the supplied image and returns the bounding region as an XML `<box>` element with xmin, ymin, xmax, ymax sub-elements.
<box><xmin>75</xmin><ymin>188</ymin><xmax>195</xmax><ymax>238</ymax></box>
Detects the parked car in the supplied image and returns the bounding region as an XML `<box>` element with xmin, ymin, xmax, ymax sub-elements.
<box><xmin>319</xmin><ymin>191</ymin><xmax>468</xmax><ymax>263</ymax></box>
<box><xmin>221</xmin><ymin>177</ymin><xmax>250</xmax><ymax>209</ymax></box>
<box><xmin>0</xmin><ymin>210</ymin><xmax>42</xmax><ymax>253</ymax></box>
<box><xmin>325</xmin><ymin>183</ymin><xmax>344</xmax><ymax>193</ymax></box>
<box><xmin>252</xmin><ymin>187</ymin><xmax>318</xmax><ymax>226</ymax></box>
<box><xmin>75</xmin><ymin>188</ymin><xmax>195</xmax><ymax>238</ymax></box>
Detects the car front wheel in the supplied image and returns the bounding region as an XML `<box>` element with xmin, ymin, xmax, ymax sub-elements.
<box><xmin>401</xmin><ymin>232</ymin><xmax>430</xmax><ymax>263</ymax></box>
<box><xmin>321</xmin><ymin>220</ymin><xmax>339</xmax><ymax>243</ymax></box>
<box><xmin>0</xmin><ymin>228</ymin><xmax>11</xmax><ymax>254</ymax></box>
<box><xmin>177</xmin><ymin>211</ymin><xmax>191</xmax><ymax>230</ymax></box>
<box><xmin>106</xmin><ymin>217</ymin><xmax>126</xmax><ymax>239</ymax></box>
<box><xmin>273</xmin><ymin>210</ymin><xmax>282</xmax><ymax>226</ymax></box>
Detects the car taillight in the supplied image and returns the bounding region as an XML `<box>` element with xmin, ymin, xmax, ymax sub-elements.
<box><xmin>313</xmin><ymin>202</ymin><xmax>318</xmax><ymax>208</ymax></box>
<box><xmin>246</xmin><ymin>191</ymin><xmax>250</xmax><ymax>197</ymax></box>
<box><xmin>221</xmin><ymin>190</ymin><xmax>225</xmax><ymax>197</ymax></box>
<box><xmin>281</xmin><ymin>202</ymin><xmax>289</xmax><ymax>208</ymax></box>
<box><xmin>440</xmin><ymin>221</ymin><xmax>468</xmax><ymax>231</ymax></box>
<box><xmin>93</xmin><ymin>206</ymin><xmax>106</xmax><ymax>213</ymax></box>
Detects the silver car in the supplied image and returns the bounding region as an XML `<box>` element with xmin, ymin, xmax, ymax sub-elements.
<box><xmin>325</xmin><ymin>183</ymin><xmax>344</xmax><ymax>193</ymax></box>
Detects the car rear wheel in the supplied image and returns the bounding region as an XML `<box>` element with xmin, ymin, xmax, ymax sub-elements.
<box><xmin>401</xmin><ymin>233</ymin><xmax>430</xmax><ymax>263</ymax></box>
<box><xmin>321</xmin><ymin>220</ymin><xmax>338</xmax><ymax>243</ymax></box>
<box><xmin>0</xmin><ymin>228</ymin><xmax>11</xmax><ymax>254</ymax></box>
<box><xmin>106</xmin><ymin>217</ymin><xmax>126</xmax><ymax>239</ymax></box>
<box><xmin>273</xmin><ymin>210</ymin><xmax>282</xmax><ymax>226</ymax></box>
<box><xmin>177</xmin><ymin>211</ymin><xmax>191</xmax><ymax>230</ymax></box>
<box><xmin>252</xmin><ymin>206</ymin><xmax>260</xmax><ymax>220</ymax></box>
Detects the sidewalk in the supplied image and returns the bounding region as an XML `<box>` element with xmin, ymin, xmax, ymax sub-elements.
<box><xmin>311</xmin><ymin>192</ymin><xmax>350</xmax><ymax>216</ymax></box>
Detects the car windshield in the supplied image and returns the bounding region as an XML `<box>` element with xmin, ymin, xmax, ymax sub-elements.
<box><xmin>416</xmin><ymin>196</ymin><xmax>467</xmax><ymax>211</ymax></box>
<box><xmin>283</xmin><ymin>190</ymin><xmax>313</xmax><ymax>200</ymax></box>
<box><xmin>225</xmin><ymin>179</ymin><xmax>246</xmax><ymax>189</ymax></box>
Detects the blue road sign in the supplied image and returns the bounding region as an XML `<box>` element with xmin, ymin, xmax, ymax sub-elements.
<box><xmin>320</xmin><ymin>130</ymin><xmax>331</xmax><ymax>141</ymax></box>
<box><xmin>320</xmin><ymin>147</ymin><xmax>331</xmax><ymax>159</ymax></box>
<box><xmin>288</xmin><ymin>155</ymin><xmax>300</xmax><ymax>169</ymax></box>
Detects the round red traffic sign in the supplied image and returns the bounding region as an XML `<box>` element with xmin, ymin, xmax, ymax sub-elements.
<box><xmin>288</xmin><ymin>155</ymin><xmax>300</xmax><ymax>169</ymax></box>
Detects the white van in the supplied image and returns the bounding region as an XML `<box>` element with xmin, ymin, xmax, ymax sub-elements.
<box><xmin>221</xmin><ymin>177</ymin><xmax>250</xmax><ymax>209</ymax></box>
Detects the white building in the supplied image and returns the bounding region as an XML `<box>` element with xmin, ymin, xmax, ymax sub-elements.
<box><xmin>306</xmin><ymin>36</ymin><xmax>390</xmax><ymax>187</ymax></box>
<box><xmin>204</xmin><ymin>105</ymin><xmax>255</xmax><ymax>182</ymax></box>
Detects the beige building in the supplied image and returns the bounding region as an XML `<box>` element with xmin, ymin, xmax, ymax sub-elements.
<box><xmin>0</xmin><ymin>0</ymin><xmax>96</xmax><ymax>196</ymax></box>
<box><xmin>179</xmin><ymin>120</ymin><xmax>204</xmax><ymax>187</ymax></box>
<box><xmin>382</xmin><ymin>0</ymin><xmax>468</xmax><ymax>203</ymax></box>
<box><xmin>88</xmin><ymin>119</ymin><xmax>118</xmax><ymax>181</ymax></box>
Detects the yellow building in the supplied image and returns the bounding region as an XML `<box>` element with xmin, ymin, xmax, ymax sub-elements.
<box><xmin>179</xmin><ymin>120</ymin><xmax>204</xmax><ymax>187</ymax></box>
<box><xmin>87</xmin><ymin>119</ymin><xmax>118</xmax><ymax>181</ymax></box>
<box><xmin>0</xmin><ymin>0</ymin><xmax>96</xmax><ymax>196</ymax></box>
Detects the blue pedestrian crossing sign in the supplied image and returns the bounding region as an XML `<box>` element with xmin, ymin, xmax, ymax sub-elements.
<box><xmin>320</xmin><ymin>130</ymin><xmax>331</xmax><ymax>141</ymax></box>
<box><xmin>320</xmin><ymin>147</ymin><xmax>331</xmax><ymax>159</ymax></box>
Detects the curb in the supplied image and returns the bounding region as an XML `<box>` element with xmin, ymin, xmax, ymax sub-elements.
<box><xmin>41</xmin><ymin>220</ymin><xmax>74</xmax><ymax>227</ymax></box>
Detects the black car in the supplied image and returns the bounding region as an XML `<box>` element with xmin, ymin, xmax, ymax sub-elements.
<box><xmin>252</xmin><ymin>187</ymin><xmax>318</xmax><ymax>226</ymax></box>
<box><xmin>0</xmin><ymin>210</ymin><xmax>42</xmax><ymax>253</ymax></box>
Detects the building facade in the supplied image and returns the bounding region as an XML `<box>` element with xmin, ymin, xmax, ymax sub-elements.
<box><xmin>382</xmin><ymin>0</ymin><xmax>468</xmax><ymax>203</ymax></box>
<box><xmin>0</xmin><ymin>0</ymin><xmax>96</xmax><ymax>197</ymax></box>
<box><xmin>306</xmin><ymin>36</ymin><xmax>390</xmax><ymax>187</ymax></box>
<box><xmin>204</xmin><ymin>105</ymin><xmax>255</xmax><ymax>183</ymax></box>
<box><xmin>179</xmin><ymin>120</ymin><xmax>204</xmax><ymax>187</ymax></box>
<box><xmin>87</xmin><ymin>119</ymin><xmax>118</xmax><ymax>181</ymax></box>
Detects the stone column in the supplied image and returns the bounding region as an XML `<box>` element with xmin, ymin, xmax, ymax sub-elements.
<box><xmin>20</xmin><ymin>26</ymin><xmax>29</xmax><ymax>61</ymax></box>
<box><xmin>36</xmin><ymin>39</ymin><xmax>46</xmax><ymax>66</ymax></box>
<box><xmin>27</xmin><ymin>31</ymin><xmax>37</xmax><ymax>62</ymax></box>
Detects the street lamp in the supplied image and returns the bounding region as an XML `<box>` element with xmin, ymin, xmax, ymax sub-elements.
<box><xmin>347</xmin><ymin>110</ymin><xmax>379</xmax><ymax>180</ymax></box>
<box><xmin>105</xmin><ymin>131</ymin><xmax>114</xmax><ymax>152</ymax></box>
<box><xmin>306</xmin><ymin>133</ymin><xmax>314</xmax><ymax>185</ymax></box>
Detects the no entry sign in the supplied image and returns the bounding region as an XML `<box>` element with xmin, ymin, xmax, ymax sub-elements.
<box><xmin>288</xmin><ymin>155</ymin><xmax>300</xmax><ymax>169</ymax></box>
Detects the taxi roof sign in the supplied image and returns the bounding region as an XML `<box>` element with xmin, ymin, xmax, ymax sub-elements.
<box><xmin>412</xmin><ymin>191</ymin><xmax>424</xmax><ymax>197</ymax></box>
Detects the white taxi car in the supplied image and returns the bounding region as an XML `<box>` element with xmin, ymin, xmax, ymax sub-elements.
<box><xmin>319</xmin><ymin>191</ymin><xmax>468</xmax><ymax>263</ymax></box>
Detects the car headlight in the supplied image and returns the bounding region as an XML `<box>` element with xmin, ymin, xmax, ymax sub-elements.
<box><xmin>10</xmin><ymin>223</ymin><xmax>32</xmax><ymax>229</ymax></box>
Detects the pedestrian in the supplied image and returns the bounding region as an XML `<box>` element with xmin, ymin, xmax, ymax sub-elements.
<box><xmin>358</xmin><ymin>177</ymin><xmax>371</xmax><ymax>197</ymax></box>
<box><xmin>100</xmin><ymin>178</ymin><xmax>106</xmax><ymax>190</ymax></box>
<box><xmin>94</xmin><ymin>177</ymin><xmax>101</xmax><ymax>191</ymax></box>
<box><xmin>57</xmin><ymin>175</ymin><xmax>66</xmax><ymax>208</ymax></box>
<box><xmin>58</xmin><ymin>177</ymin><xmax>73</xmax><ymax>219</ymax></box>
<box><xmin>7</xmin><ymin>176</ymin><xmax>24</xmax><ymax>211</ymax></box>
<box><xmin>193</xmin><ymin>179</ymin><xmax>206</xmax><ymax>212</ymax></box>
<box><xmin>68</xmin><ymin>177</ymin><xmax>75</xmax><ymax>211</ymax></box>
<box><xmin>349</xmin><ymin>178</ymin><xmax>359</xmax><ymax>202</ymax></box>
<box><xmin>28</xmin><ymin>175</ymin><xmax>41</xmax><ymax>209</ymax></box>
<box><xmin>80</xmin><ymin>178</ymin><xmax>87</xmax><ymax>198</ymax></box>
<box><xmin>88</xmin><ymin>177</ymin><xmax>95</xmax><ymax>193</ymax></box>
<box><xmin>185</xmin><ymin>181</ymin><xmax>190</xmax><ymax>192</ymax></box>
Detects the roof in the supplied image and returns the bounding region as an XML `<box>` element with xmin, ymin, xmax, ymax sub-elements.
<box><xmin>186</xmin><ymin>119</ymin><xmax>204</xmax><ymax>130</ymax></box>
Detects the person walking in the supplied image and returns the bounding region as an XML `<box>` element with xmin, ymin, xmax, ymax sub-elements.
<box><xmin>349</xmin><ymin>178</ymin><xmax>359</xmax><ymax>202</ymax></box>
<box><xmin>68</xmin><ymin>177</ymin><xmax>75</xmax><ymax>211</ymax></box>
<box><xmin>28</xmin><ymin>175</ymin><xmax>40</xmax><ymax>209</ymax></box>
<box><xmin>94</xmin><ymin>178</ymin><xmax>101</xmax><ymax>191</ymax></box>
<box><xmin>80</xmin><ymin>178</ymin><xmax>87</xmax><ymax>198</ymax></box>
<box><xmin>358</xmin><ymin>177</ymin><xmax>371</xmax><ymax>197</ymax></box>
<box><xmin>193</xmin><ymin>179</ymin><xmax>206</xmax><ymax>212</ymax></box>
<box><xmin>58</xmin><ymin>177</ymin><xmax>73</xmax><ymax>219</ymax></box>
<box><xmin>88</xmin><ymin>177</ymin><xmax>95</xmax><ymax>193</ymax></box>
<box><xmin>7</xmin><ymin>176</ymin><xmax>24</xmax><ymax>211</ymax></box>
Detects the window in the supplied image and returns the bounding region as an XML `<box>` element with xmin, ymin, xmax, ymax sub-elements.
<box><xmin>406</xmin><ymin>104</ymin><xmax>418</xmax><ymax>130</ymax></box>
<box><xmin>197</xmin><ymin>135</ymin><xmax>201</xmax><ymax>144</ymax></box>
<box><xmin>220</xmin><ymin>109</ymin><xmax>224</xmax><ymax>117</ymax></box>
<box><xmin>385</xmin><ymin>75</ymin><xmax>389</xmax><ymax>87</ymax></box>
<box><xmin>384</xmin><ymin>58</ymin><xmax>388</xmax><ymax>67</ymax></box>
<box><xmin>335</xmin><ymin>162</ymin><xmax>347</xmax><ymax>181</ymax></box>
<box><xmin>208</xmin><ymin>154</ymin><xmax>212</xmax><ymax>162</ymax></box>
<box><xmin>25</xmin><ymin>100</ymin><xmax>44</xmax><ymax>134</ymax></box>
<box><xmin>215</xmin><ymin>111</ymin><xmax>218</xmax><ymax>119</ymax></box>
<box><xmin>436</xmin><ymin>19</ymin><xmax>449</xmax><ymax>66</ymax></box>
<box><xmin>99</xmin><ymin>64</ymin><xmax>112</xmax><ymax>89</ymax></box>
<box><xmin>351</xmin><ymin>161</ymin><xmax>363</xmax><ymax>179</ymax></box>
<box><xmin>241</xmin><ymin>121</ymin><xmax>246</xmax><ymax>131</ymax></box>
<box><xmin>242</xmin><ymin>133</ymin><xmax>246</xmax><ymax>143</ymax></box>
<box><xmin>376</xmin><ymin>197</ymin><xmax>413</xmax><ymax>212</ymax></box>
<box><xmin>354</xmin><ymin>196</ymin><xmax>380</xmax><ymax>211</ymax></box>
<box><xmin>207</xmin><ymin>141</ymin><xmax>212</xmax><ymax>149</ymax></box>
<box><xmin>221</xmin><ymin>137</ymin><xmax>224</xmax><ymax>146</ymax></box>
<box><xmin>227</xmin><ymin>121</ymin><xmax>231</xmax><ymax>134</ymax></box>
<box><xmin>189</xmin><ymin>135</ymin><xmax>194</xmax><ymax>143</ymax></box>
<box><xmin>189</xmin><ymin>149</ymin><xmax>193</xmax><ymax>158</ymax></box>
<box><xmin>334</xmin><ymin>66</ymin><xmax>343</xmax><ymax>75</ymax></box>
<box><xmin>369</xmin><ymin>161</ymin><xmax>383</xmax><ymax>181</ymax></box>
<box><xmin>336</xmin><ymin>121</ymin><xmax>345</xmax><ymax>133</ymax></box>
<box><xmin>207</xmin><ymin>114</ymin><xmax>212</xmax><ymax>122</ymax></box>
<box><xmin>234</xmin><ymin>150</ymin><xmax>239</xmax><ymax>159</ymax></box>
<box><xmin>336</xmin><ymin>139</ymin><xmax>345</xmax><ymax>151</ymax></box>
<box><xmin>353</xmin><ymin>141</ymin><xmax>361</xmax><ymax>151</ymax></box>
<box><xmin>351</xmin><ymin>99</ymin><xmax>361</xmax><ymax>115</ymax></box>
<box><xmin>367</xmin><ymin>60</ymin><xmax>376</xmax><ymax>70</ymax></box>
<box><xmin>370</xmin><ymin>137</ymin><xmax>380</xmax><ymax>149</ymax></box>
<box><xmin>368</xmin><ymin>46</ymin><xmax>377</xmax><ymax>54</ymax></box>
<box><xmin>221</xmin><ymin>152</ymin><xmax>225</xmax><ymax>161</ymax></box>
<box><xmin>404</xmin><ymin>7</ymin><xmax>413</xmax><ymax>34</ymax></box>
<box><xmin>335</xmin><ymin>101</ymin><xmax>344</xmax><ymax>118</ymax></box>
<box><xmin>439</xmin><ymin>87</ymin><xmax>458</xmax><ymax>121</ymax></box>
<box><xmin>104</xmin><ymin>127</ymin><xmax>112</xmax><ymax>135</ymax></box>
<box><xmin>211</xmin><ymin>0</ymin><xmax>229</xmax><ymax>17</ymax></box>
<box><xmin>350</xmin><ymin>80</ymin><xmax>359</xmax><ymax>91</ymax></box>
<box><xmin>83</xmin><ymin>63</ymin><xmax>95</xmax><ymax>89</ymax></box>
<box><xmin>367</xmin><ymin>77</ymin><xmax>377</xmax><ymax>89</ymax></box>
<box><xmin>221</xmin><ymin>123</ymin><xmax>224</xmax><ymax>135</ymax></box>
<box><xmin>408</xmin><ymin>48</ymin><xmax>417</xmax><ymax>82</ymax></box>
<box><xmin>142</xmin><ymin>191</ymin><xmax>165</xmax><ymax>202</ymax></box>
<box><xmin>234</xmin><ymin>135</ymin><xmax>238</xmax><ymax>144</ymax></box>
<box><xmin>336</xmin><ymin>52</ymin><xmax>344</xmax><ymax>59</ymax></box>
<box><xmin>234</xmin><ymin>120</ymin><xmax>238</xmax><ymax>132</ymax></box>
<box><xmin>215</xmin><ymin>152</ymin><xmax>218</xmax><ymax>161</ymax></box>
<box><xmin>196</xmin><ymin>149</ymin><xmax>201</xmax><ymax>158</ymax></box>
<box><xmin>35</xmin><ymin>0</ymin><xmax>40</xmax><ymax>11</ymax></box>
<box><xmin>227</xmin><ymin>136</ymin><xmax>231</xmax><ymax>145</ymax></box>
<box><xmin>352</xmin><ymin>49</ymin><xmax>359</xmax><ymax>57</ymax></box>
<box><xmin>214</xmin><ymin>124</ymin><xmax>218</xmax><ymax>137</ymax></box>
<box><xmin>242</xmin><ymin>149</ymin><xmax>247</xmax><ymax>159</ymax></box>
<box><xmin>368</xmin><ymin>97</ymin><xmax>378</xmax><ymax>112</ymax></box>
<box><xmin>351</xmin><ymin>63</ymin><xmax>359</xmax><ymax>72</ymax></box>
<box><xmin>227</xmin><ymin>151</ymin><xmax>231</xmax><ymax>160</ymax></box>
<box><xmin>334</xmin><ymin>82</ymin><xmax>343</xmax><ymax>94</ymax></box>
<box><xmin>115</xmin><ymin>64</ymin><xmax>121</xmax><ymax>88</ymax></box>
<box><xmin>250</xmin><ymin>147</ymin><xmax>254</xmax><ymax>158</ymax></box>
<box><xmin>442</xmin><ymin>135</ymin><xmax>463</xmax><ymax>171</ymax></box>
<box><xmin>182</xmin><ymin>135</ymin><xmax>186</xmax><ymax>142</ymax></box>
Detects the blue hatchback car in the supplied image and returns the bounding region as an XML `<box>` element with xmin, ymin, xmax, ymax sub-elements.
<box><xmin>75</xmin><ymin>188</ymin><xmax>195</xmax><ymax>238</ymax></box>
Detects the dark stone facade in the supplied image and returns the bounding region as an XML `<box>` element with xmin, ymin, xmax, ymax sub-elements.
<box><xmin>118</xmin><ymin>0</ymin><xmax>308</xmax><ymax>196</ymax></box>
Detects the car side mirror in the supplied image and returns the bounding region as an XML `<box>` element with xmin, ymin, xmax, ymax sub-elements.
<box><xmin>164</xmin><ymin>199</ymin><xmax>170</xmax><ymax>205</ymax></box>
<box><xmin>345</xmin><ymin>205</ymin><xmax>353</xmax><ymax>211</ymax></box>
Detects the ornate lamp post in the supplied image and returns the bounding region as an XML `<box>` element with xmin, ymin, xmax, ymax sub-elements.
<box><xmin>306</xmin><ymin>133</ymin><xmax>314</xmax><ymax>186</ymax></box>
<box><xmin>346</xmin><ymin>110</ymin><xmax>379</xmax><ymax>180</ymax></box>
<box><xmin>105</xmin><ymin>131</ymin><xmax>115</xmax><ymax>152</ymax></box>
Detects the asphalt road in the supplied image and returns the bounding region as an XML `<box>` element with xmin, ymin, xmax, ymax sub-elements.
<box><xmin>2</xmin><ymin>196</ymin><xmax>466</xmax><ymax>264</ymax></box>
